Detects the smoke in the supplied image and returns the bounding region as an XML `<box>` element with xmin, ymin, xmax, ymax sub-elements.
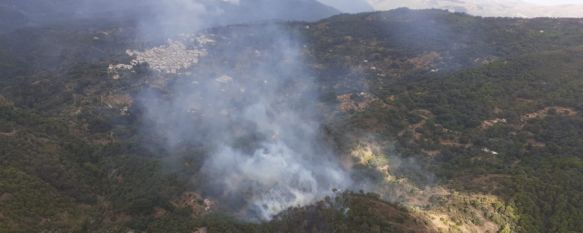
<box><xmin>0</xmin><ymin>0</ymin><xmax>444</xmax><ymax>221</ymax></box>
<box><xmin>0</xmin><ymin>0</ymin><xmax>442</xmax><ymax>220</ymax></box>
<box><xmin>133</xmin><ymin>17</ymin><xmax>353</xmax><ymax>219</ymax></box>
<box><xmin>124</xmin><ymin>1</ymin><xmax>440</xmax><ymax>221</ymax></box>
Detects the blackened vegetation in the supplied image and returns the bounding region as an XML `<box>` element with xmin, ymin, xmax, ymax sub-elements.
<box><xmin>0</xmin><ymin>8</ymin><xmax>582</xmax><ymax>233</ymax></box>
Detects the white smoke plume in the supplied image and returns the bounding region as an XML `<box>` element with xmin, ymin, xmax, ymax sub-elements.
<box><xmin>136</xmin><ymin>31</ymin><xmax>353</xmax><ymax>220</ymax></box>
<box><xmin>0</xmin><ymin>0</ymin><xmax>437</xmax><ymax>221</ymax></box>
<box><xmin>124</xmin><ymin>0</ymin><xmax>354</xmax><ymax>218</ymax></box>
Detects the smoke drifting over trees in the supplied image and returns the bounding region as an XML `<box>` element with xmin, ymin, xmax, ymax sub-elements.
<box><xmin>97</xmin><ymin>0</ymin><xmax>350</xmax><ymax>220</ymax></box>
<box><xmin>136</xmin><ymin>26</ymin><xmax>353</xmax><ymax>220</ymax></box>
<box><xmin>0</xmin><ymin>0</ymin><xmax>457</xmax><ymax>222</ymax></box>
<box><xmin>0</xmin><ymin>0</ymin><xmax>439</xmax><ymax>222</ymax></box>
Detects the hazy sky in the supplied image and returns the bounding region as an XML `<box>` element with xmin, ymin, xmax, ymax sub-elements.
<box><xmin>525</xmin><ymin>0</ymin><xmax>583</xmax><ymax>5</ymax></box>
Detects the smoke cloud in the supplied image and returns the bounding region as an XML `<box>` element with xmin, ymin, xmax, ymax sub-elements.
<box><xmin>112</xmin><ymin>0</ymin><xmax>354</xmax><ymax>219</ymax></box>
<box><xmin>135</xmin><ymin>28</ymin><xmax>353</xmax><ymax>220</ymax></box>
<box><xmin>0</xmin><ymin>0</ymin><xmax>443</xmax><ymax>222</ymax></box>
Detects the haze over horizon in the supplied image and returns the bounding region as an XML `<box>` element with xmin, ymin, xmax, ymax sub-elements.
<box><xmin>319</xmin><ymin>0</ymin><xmax>583</xmax><ymax>18</ymax></box>
<box><xmin>524</xmin><ymin>0</ymin><xmax>583</xmax><ymax>5</ymax></box>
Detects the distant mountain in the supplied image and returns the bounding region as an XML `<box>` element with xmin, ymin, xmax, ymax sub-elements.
<box><xmin>367</xmin><ymin>0</ymin><xmax>583</xmax><ymax>18</ymax></box>
<box><xmin>217</xmin><ymin>0</ymin><xmax>340</xmax><ymax>23</ymax></box>
<box><xmin>0</xmin><ymin>5</ymin><xmax>29</xmax><ymax>32</ymax></box>
<box><xmin>317</xmin><ymin>0</ymin><xmax>374</xmax><ymax>13</ymax></box>
<box><xmin>0</xmin><ymin>0</ymin><xmax>339</xmax><ymax>33</ymax></box>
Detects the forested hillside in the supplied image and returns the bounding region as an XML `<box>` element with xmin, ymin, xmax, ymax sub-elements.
<box><xmin>0</xmin><ymin>8</ymin><xmax>582</xmax><ymax>233</ymax></box>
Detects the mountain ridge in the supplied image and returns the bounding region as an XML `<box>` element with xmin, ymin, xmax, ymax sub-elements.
<box><xmin>367</xmin><ymin>0</ymin><xmax>583</xmax><ymax>17</ymax></box>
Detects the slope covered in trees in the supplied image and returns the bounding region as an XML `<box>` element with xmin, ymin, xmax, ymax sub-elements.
<box><xmin>0</xmin><ymin>8</ymin><xmax>582</xmax><ymax>233</ymax></box>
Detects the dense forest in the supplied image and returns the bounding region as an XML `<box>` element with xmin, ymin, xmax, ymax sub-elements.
<box><xmin>0</xmin><ymin>8</ymin><xmax>582</xmax><ymax>233</ymax></box>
